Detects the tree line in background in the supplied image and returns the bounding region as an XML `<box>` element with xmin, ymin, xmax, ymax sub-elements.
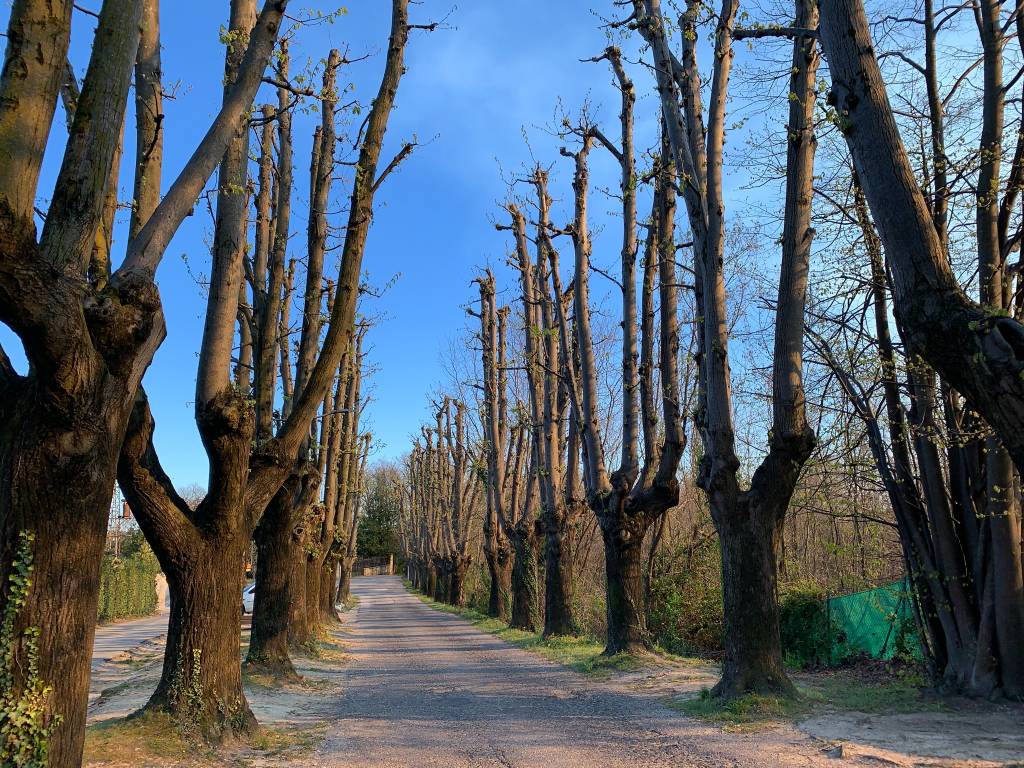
<box><xmin>0</xmin><ymin>0</ymin><xmax>428</xmax><ymax>765</ymax></box>
<box><xmin>398</xmin><ymin>0</ymin><xmax>1024</xmax><ymax>711</ymax></box>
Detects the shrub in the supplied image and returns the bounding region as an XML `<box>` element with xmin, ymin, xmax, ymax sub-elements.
<box><xmin>97</xmin><ymin>548</ymin><xmax>161</xmax><ymax>623</ymax></box>
<box><xmin>646</xmin><ymin>546</ymin><xmax>724</xmax><ymax>657</ymax></box>
<box><xmin>778</xmin><ymin>581</ymin><xmax>830</xmax><ymax>668</ymax></box>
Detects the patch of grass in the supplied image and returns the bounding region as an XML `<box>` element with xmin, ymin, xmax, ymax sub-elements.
<box><xmin>85</xmin><ymin>712</ymin><xmax>328</xmax><ymax>766</ymax></box>
<box><xmin>307</xmin><ymin>631</ymin><xmax>348</xmax><ymax>663</ymax></box>
<box><xmin>110</xmin><ymin>653</ymin><xmax>158</xmax><ymax>671</ymax></box>
<box><xmin>337</xmin><ymin>595</ymin><xmax>360</xmax><ymax>613</ymax></box>
<box><xmin>245</xmin><ymin>722</ymin><xmax>326</xmax><ymax>757</ymax></box>
<box><xmin>800</xmin><ymin>669</ymin><xmax>945</xmax><ymax>715</ymax></box>
<box><xmin>407</xmin><ymin>584</ymin><xmax>674</xmax><ymax>678</ymax></box>
<box><xmin>84</xmin><ymin>711</ymin><xmax>199</xmax><ymax>764</ymax></box>
<box><xmin>672</xmin><ymin>688</ymin><xmax>810</xmax><ymax>731</ymax></box>
<box><xmin>672</xmin><ymin>669</ymin><xmax>945</xmax><ymax>732</ymax></box>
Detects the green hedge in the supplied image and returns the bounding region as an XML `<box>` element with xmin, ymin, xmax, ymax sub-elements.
<box><xmin>97</xmin><ymin>551</ymin><xmax>161</xmax><ymax>623</ymax></box>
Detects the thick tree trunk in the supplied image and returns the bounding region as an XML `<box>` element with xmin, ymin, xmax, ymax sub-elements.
<box><xmin>319</xmin><ymin>561</ymin><xmax>337</xmax><ymax>620</ymax></box>
<box><xmin>432</xmin><ymin>558</ymin><xmax>449</xmax><ymax>603</ymax></box>
<box><xmin>0</xmin><ymin>405</ymin><xmax>123</xmax><ymax>768</ymax></box>
<box><xmin>0</xmin><ymin>0</ymin><xmax>288</xmax><ymax>761</ymax></box>
<box><xmin>542</xmin><ymin>510</ymin><xmax>577</xmax><ymax>636</ymax></box>
<box><xmin>449</xmin><ymin>557</ymin><xmax>470</xmax><ymax>607</ymax></box>
<box><xmin>712</xmin><ymin>507</ymin><xmax>795</xmax><ymax>698</ymax></box>
<box><xmin>337</xmin><ymin>556</ymin><xmax>355</xmax><ymax>604</ymax></box>
<box><xmin>484</xmin><ymin>540</ymin><xmax>512</xmax><ymax>621</ymax></box>
<box><xmin>287</xmin><ymin>540</ymin><xmax>313</xmax><ymax>650</ymax></box>
<box><xmin>304</xmin><ymin>555</ymin><xmax>322</xmax><ymax>636</ymax></box>
<box><xmin>154</xmin><ymin>534</ymin><xmax>256</xmax><ymax>737</ymax></box>
<box><xmin>987</xmin><ymin>446</ymin><xmax>1024</xmax><ymax>697</ymax></box>
<box><xmin>600</xmin><ymin>512</ymin><xmax>651</xmax><ymax>654</ymax></box>
<box><xmin>509</xmin><ymin>525</ymin><xmax>539</xmax><ymax>632</ymax></box>
<box><xmin>246</xmin><ymin>481</ymin><xmax>299</xmax><ymax>678</ymax></box>
<box><xmin>426</xmin><ymin>564</ymin><xmax>437</xmax><ymax>599</ymax></box>
<box><xmin>417</xmin><ymin>560</ymin><xmax>429</xmax><ymax>593</ymax></box>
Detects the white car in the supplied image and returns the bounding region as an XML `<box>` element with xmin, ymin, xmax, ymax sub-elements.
<box><xmin>241</xmin><ymin>583</ymin><xmax>256</xmax><ymax>615</ymax></box>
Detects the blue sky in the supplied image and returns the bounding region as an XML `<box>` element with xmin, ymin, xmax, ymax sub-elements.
<box><xmin>1</xmin><ymin>1</ymin><xmax>786</xmax><ymax>490</ymax></box>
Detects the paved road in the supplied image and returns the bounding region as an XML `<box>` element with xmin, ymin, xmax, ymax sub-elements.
<box><xmin>91</xmin><ymin>611</ymin><xmax>168</xmax><ymax>666</ymax></box>
<box><xmin>309</xmin><ymin>576</ymin><xmax>825</xmax><ymax>768</ymax></box>
<box><xmin>89</xmin><ymin>596</ymin><xmax>170</xmax><ymax>703</ymax></box>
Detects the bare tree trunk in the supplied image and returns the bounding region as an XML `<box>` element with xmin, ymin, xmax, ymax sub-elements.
<box><xmin>247</xmin><ymin>478</ymin><xmax>301</xmax><ymax>678</ymax></box>
<box><xmin>338</xmin><ymin>559</ymin><xmax>354</xmax><ymax>604</ymax></box>
<box><xmin>484</xmin><ymin>503</ymin><xmax>513</xmax><ymax>620</ymax></box>
<box><xmin>601</xmin><ymin>514</ymin><xmax>651</xmax><ymax>653</ymax></box>
<box><xmin>120</xmin><ymin>0</ymin><xmax>413</xmax><ymax>733</ymax></box>
<box><xmin>449</xmin><ymin>555</ymin><xmax>470</xmax><ymax>607</ymax></box>
<box><xmin>715</xmin><ymin>510</ymin><xmax>793</xmax><ymax>696</ymax></box>
<box><xmin>542</xmin><ymin>510</ymin><xmax>577</xmax><ymax>636</ymax></box>
<box><xmin>156</xmin><ymin>534</ymin><xmax>256</xmax><ymax>735</ymax></box>
<box><xmin>509</xmin><ymin>523</ymin><xmax>540</xmax><ymax>631</ymax></box>
<box><xmin>0</xmin><ymin>0</ymin><xmax>289</xmax><ymax>762</ymax></box>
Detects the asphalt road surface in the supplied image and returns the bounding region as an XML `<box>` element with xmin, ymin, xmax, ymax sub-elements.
<box><xmin>91</xmin><ymin>611</ymin><xmax>169</xmax><ymax>667</ymax></box>
<box><xmin>308</xmin><ymin>576</ymin><xmax>828</xmax><ymax>768</ymax></box>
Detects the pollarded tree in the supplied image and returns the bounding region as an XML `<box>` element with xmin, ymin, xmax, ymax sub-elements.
<box><xmin>478</xmin><ymin>305</ymin><xmax>515</xmax><ymax>621</ymax></box>
<box><xmin>552</xmin><ymin>79</ymin><xmax>687</xmax><ymax>654</ymax></box>
<box><xmin>502</xmin><ymin>168</ymin><xmax>585</xmax><ymax>637</ymax></box>
<box><xmin>435</xmin><ymin>399</ymin><xmax>478</xmax><ymax>606</ymax></box>
<box><xmin>817</xmin><ymin>0</ymin><xmax>1024</xmax><ymax>697</ymax></box>
<box><xmin>632</xmin><ymin>0</ymin><xmax>819</xmax><ymax>696</ymax></box>
<box><xmin>404</xmin><ymin>397</ymin><xmax>481</xmax><ymax>606</ymax></box>
<box><xmin>0</xmin><ymin>2</ymin><xmax>288</xmax><ymax>764</ymax></box>
<box><xmin>116</xmin><ymin>0</ymin><xmax>419</xmax><ymax>736</ymax></box>
<box><xmin>247</xmin><ymin>74</ymin><xmax>362</xmax><ymax>664</ymax></box>
<box><xmin>333</xmin><ymin>425</ymin><xmax>373</xmax><ymax>605</ymax></box>
<box><xmin>311</xmin><ymin>328</ymin><xmax>364</xmax><ymax>619</ymax></box>
<box><xmin>476</xmin><ymin>272</ymin><xmax>543</xmax><ymax>629</ymax></box>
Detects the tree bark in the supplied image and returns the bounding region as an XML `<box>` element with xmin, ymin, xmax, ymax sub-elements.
<box><xmin>247</xmin><ymin>479</ymin><xmax>300</xmax><ymax>678</ymax></box>
<box><xmin>0</xmin><ymin>0</ymin><xmax>285</xmax><ymax>762</ymax></box>
<box><xmin>714</xmin><ymin>510</ymin><xmax>794</xmax><ymax>697</ymax></box>
<box><xmin>337</xmin><ymin>559</ymin><xmax>354</xmax><ymax>604</ymax></box>
<box><xmin>600</xmin><ymin>512</ymin><xmax>651</xmax><ymax>654</ymax></box>
<box><xmin>509</xmin><ymin>524</ymin><xmax>540</xmax><ymax>632</ymax></box>
<box><xmin>542</xmin><ymin>510</ymin><xmax>576</xmax><ymax>636</ymax></box>
<box><xmin>485</xmin><ymin>531</ymin><xmax>513</xmax><ymax>621</ymax></box>
<box><xmin>155</xmin><ymin>534</ymin><xmax>256</xmax><ymax>736</ymax></box>
<box><xmin>449</xmin><ymin>555</ymin><xmax>470</xmax><ymax>607</ymax></box>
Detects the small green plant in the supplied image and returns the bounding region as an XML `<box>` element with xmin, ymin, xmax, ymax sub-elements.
<box><xmin>0</xmin><ymin>531</ymin><xmax>62</xmax><ymax>767</ymax></box>
<box><xmin>672</xmin><ymin>687</ymin><xmax>810</xmax><ymax>729</ymax></box>
<box><xmin>779</xmin><ymin>582</ymin><xmax>830</xmax><ymax>669</ymax></box>
<box><xmin>168</xmin><ymin>647</ymin><xmax>206</xmax><ymax>738</ymax></box>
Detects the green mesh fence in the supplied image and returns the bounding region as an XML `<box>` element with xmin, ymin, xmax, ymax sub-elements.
<box><xmin>826</xmin><ymin>581</ymin><xmax>920</xmax><ymax>665</ymax></box>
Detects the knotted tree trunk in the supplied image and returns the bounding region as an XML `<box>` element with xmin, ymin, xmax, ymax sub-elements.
<box><xmin>599</xmin><ymin>512</ymin><xmax>652</xmax><ymax>654</ymax></box>
<box><xmin>0</xmin><ymin>1</ymin><xmax>288</xmax><ymax>762</ymax></box>
<box><xmin>509</xmin><ymin>524</ymin><xmax>540</xmax><ymax>631</ymax></box>
<box><xmin>247</xmin><ymin>478</ymin><xmax>302</xmax><ymax>678</ymax></box>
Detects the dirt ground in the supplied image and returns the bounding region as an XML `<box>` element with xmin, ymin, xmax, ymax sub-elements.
<box><xmin>84</xmin><ymin>576</ymin><xmax>1024</xmax><ymax>768</ymax></box>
